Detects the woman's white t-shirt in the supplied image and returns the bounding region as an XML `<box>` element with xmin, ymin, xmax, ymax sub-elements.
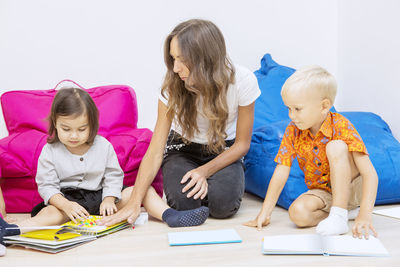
<box><xmin>159</xmin><ymin>65</ymin><xmax>261</xmax><ymax>144</ymax></box>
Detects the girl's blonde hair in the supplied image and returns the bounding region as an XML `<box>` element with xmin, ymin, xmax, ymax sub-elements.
<box><xmin>161</xmin><ymin>19</ymin><xmax>235</xmax><ymax>154</ymax></box>
<box><xmin>281</xmin><ymin>65</ymin><xmax>337</xmax><ymax>104</ymax></box>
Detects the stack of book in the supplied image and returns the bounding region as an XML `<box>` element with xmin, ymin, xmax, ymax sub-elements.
<box><xmin>4</xmin><ymin>215</ymin><xmax>130</xmax><ymax>253</ymax></box>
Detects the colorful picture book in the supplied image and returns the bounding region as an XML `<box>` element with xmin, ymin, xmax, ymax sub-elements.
<box><xmin>4</xmin><ymin>215</ymin><xmax>131</xmax><ymax>253</ymax></box>
<box><xmin>262</xmin><ymin>234</ymin><xmax>389</xmax><ymax>257</ymax></box>
<box><xmin>62</xmin><ymin>215</ymin><xmax>130</xmax><ymax>237</ymax></box>
<box><xmin>168</xmin><ymin>228</ymin><xmax>242</xmax><ymax>246</ymax></box>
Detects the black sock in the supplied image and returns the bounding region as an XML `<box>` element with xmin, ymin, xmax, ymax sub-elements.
<box><xmin>162</xmin><ymin>206</ymin><xmax>209</xmax><ymax>228</ymax></box>
<box><xmin>0</xmin><ymin>217</ymin><xmax>20</xmax><ymax>246</ymax></box>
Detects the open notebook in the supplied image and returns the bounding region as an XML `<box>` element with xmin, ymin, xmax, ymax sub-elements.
<box><xmin>262</xmin><ymin>234</ymin><xmax>389</xmax><ymax>257</ymax></box>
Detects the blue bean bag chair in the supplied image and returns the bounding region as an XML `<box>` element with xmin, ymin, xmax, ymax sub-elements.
<box><xmin>244</xmin><ymin>54</ymin><xmax>400</xmax><ymax>209</ymax></box>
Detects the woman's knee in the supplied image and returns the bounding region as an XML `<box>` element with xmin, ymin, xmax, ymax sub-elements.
<box><xmin>164</xmin><ymin>189</ymin><xmax>201</xmax><ymax>211</ymax></box>
<box><xmin>206</xmin><ymin>161</ymin><xmax>244</xmax><ymax>219</ymax></box>
<box><xmin>208</xmin><ymin>194</ymin><xmax>242</xmax><ymax>219</ymax></box>
<box><xmin>162</xmin><ymin>155</ymin><xmax>196</xmax><ymax>190</ymax></box>
<box><xmin>208</xmin><ymin>202</ymin><xmax>240</xmax><ymax>219</ymax></box>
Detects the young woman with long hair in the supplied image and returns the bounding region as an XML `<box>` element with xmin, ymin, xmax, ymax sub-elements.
<box><xmin>99</xmin><ymin>19</ymin><xmax>260</xmax><ymax>226</ymax></box>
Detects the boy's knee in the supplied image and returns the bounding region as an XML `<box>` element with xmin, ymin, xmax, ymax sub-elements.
<box><xmin>288</xmin><ymin>201</ymin><xmax>313</xmax><ymax>227</ymax></box>
<box><xmin>326</xmin><ymin>140</ymin><xmax>348</xmax><ymax>159</ymax></box>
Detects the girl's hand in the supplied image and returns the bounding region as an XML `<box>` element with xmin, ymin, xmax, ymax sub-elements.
<box><xmin>97</xmin><ymin>203</ymin><xmax>141</xmax><ymax>226</ymax></box>
<box><xmin>352</xmin><ymin>213</ymin><xmax>377</xmax><ymax>239</ymax></box>
<box><xmin>181</xmin><ymin>167</ymin><xmax>208</xmax><ymax>200</ymax></box>
<box><xmin>62</xmin><ymin>201</ymin><xmax>90</xmax><ymax>223</ymax></box>
<box><xmin>100</xmin><ymin>196</ymin><xmax>118</xmax><ymax>216</ymax></box>
<box><xmin>243</xmin><ymin>211</ymin><xmax>271</xmax><ymax>230</ymax></box>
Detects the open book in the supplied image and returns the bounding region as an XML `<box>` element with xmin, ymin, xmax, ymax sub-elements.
<box><xmin>262</xmin><ymin>234</ymin><xmax>389</xmax><ymax>257</ymax></box>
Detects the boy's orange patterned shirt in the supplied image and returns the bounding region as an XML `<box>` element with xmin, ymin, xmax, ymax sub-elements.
<box><xmin>274</xmin><ymin>112</ymin><xmax>367</xmax><ymax>192</ymax></box>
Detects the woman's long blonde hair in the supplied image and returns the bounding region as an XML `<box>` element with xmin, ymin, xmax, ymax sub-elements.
<box><xmin>161</xmin><ymin>19</ymin><xmax>235</xmax><ymax>154</ymax></box>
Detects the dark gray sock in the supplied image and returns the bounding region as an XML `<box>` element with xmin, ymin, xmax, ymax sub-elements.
<box><xmin>162</xmin><ymin>206</ymin><xmax>209</xmax><ymax>228</ymax></box>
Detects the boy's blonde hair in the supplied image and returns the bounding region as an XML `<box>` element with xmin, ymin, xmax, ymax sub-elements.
<box><xmin>281</xmin><ymin>65</ymin><xmax>337</xmax><ymax>104</ymax></box>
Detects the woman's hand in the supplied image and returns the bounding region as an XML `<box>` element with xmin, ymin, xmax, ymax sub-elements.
<box><xmin>97</xmin><ymin>203</ymin><xmax>141</xmax><ymax>226</ymax></box>
<box><xmin>181</xmin><ymin>167</ymin><xmax>209</xmax><ymax>200</ymax></box>
<box><xmin>99</xmin><ymin>196</ymin><xmax>117</xmax><ymax>216</ymax></box>
<box><xmin>61</xmin><ymin>201</ymin><xmax>89</xmax><ymax>223</ymax></box>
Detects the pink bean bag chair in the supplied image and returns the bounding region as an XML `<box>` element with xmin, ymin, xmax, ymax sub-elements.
<box><xmin>0</xmin><ymin>81</ymin><xmax>162</xmax><ymax>213</ymax></box>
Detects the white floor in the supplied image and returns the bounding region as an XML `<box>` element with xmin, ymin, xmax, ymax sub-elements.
<box><xmin>3</xmin><ymin>193</ymin><xmax>400</xmax><ymax>267</ymax></box>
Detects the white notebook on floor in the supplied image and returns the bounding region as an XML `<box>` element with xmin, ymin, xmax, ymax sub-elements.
<box><xmin>168</xmin><ymin>228</ymin><xmax>242</xmax><ymax>246</ymax></box>
<box><xmin>262</xmin><ymin>234</ymin><xmax>389</xmax><ymax>257</ymax></box>
<box><xmin>373</xmin><ymin>207</ymin><xmax>400</xmax><ymax>219</ymax></box>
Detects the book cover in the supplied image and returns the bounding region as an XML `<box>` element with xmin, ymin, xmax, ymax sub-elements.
<box><xmin>168</xmin><ymin>228</ymin><xmax>242</xmax><ymax>246</ymax></box>
<box><xmin>20</xmin><ymin>228</ymin><xmax>81</xmax><ymax>241</ymax></box>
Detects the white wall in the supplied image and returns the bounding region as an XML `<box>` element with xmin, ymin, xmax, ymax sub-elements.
<box><xmin>0</xmin><ymin>0</ymin><xmax>337</xmax><ymax>138</ymax></box>
<box><xmin>1</xmin><ymin>1</ymin><xmax>398</xmax><ymax>141</ymax></box>
<box><xmin>337</xmin><ymin>0</ymin><xmax>400</xmax><ymax>140</ymax></box>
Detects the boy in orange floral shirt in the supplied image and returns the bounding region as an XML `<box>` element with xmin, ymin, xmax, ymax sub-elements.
<box><xmin>245</xmin><ymin>66</ymin><xmax>378</xmax><ymax>238</ymax></box>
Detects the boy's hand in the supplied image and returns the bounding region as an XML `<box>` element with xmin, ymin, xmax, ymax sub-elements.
<box><xmin>243</xmin><ymin>211</ymin><xmax>271</xmax><ymax>230</ymax></box>
<box><xmin>100</xmin><ymin>196</ymin><xmax>118</xmax><ymax>216</ymax></box>
<box><xmin>62</xmin><ymin>200</ymin><xmax>90</xmax><ymax>223</ymax></box>
<box><xmin>352</xmin><ymin>213</ymin><xmax>377</xmax><ymax>239</ymax></box>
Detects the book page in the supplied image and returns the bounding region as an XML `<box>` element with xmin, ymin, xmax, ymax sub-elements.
<box><xmin>323</xmin><ymin>235</ymin><xmax>389</xmax><ymax>257</ymax></box>
<box><xmin>373</xmin><ymin>207</ymin><xmax>400</xmax><ymax>219</ymax></box>
<box><xmin>4</xmin><ymin>234</ymin><xmax>96</xmax><ymax>247</ymax></box>
<box><xmin>262</xmin><ymin>234</ymin><xmax>323</xmax><ymax>255</ymax></box>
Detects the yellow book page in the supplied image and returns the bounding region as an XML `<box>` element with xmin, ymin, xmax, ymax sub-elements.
<box><xmin>21</xmin><ymin>229</ymin><xmax>81</xmax><ymax>241</ymax></box>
